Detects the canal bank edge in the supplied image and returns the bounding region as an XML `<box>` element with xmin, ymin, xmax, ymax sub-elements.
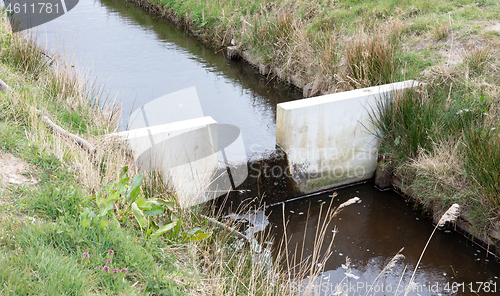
<box><xmin>120</xmin><ymin>0</ymin><xmax>323</xmax><ymax>97</ymax></box>
<box><xmin>119</xmin><ymin>0</ymin><xmax>500</xmax><ymax>258</ymax></box>
<box><xmin>375</xmin><ymin>157</ymin><xmax>500</xmax><ymax>258</ymax></box>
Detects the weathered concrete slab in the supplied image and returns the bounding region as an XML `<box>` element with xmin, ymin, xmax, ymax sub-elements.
<box><xmin>123</xmin><ymin>87</ymin><xmax>249</xmax><ymax>207</ymax></box>
<box><xmin>114</xmin><ymin>116</ymin><xmax>218</xmax><ymax>208</ymax></box>
<box><xmin>276</xmin><ymin>80</ymin><xmax>419</xmax><ymax>193</ymax></box>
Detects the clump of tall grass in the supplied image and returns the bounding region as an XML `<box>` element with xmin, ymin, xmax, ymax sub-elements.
<box><xmin>433</xmin><ymin>24</ymin><xmax>449</xmax><ymax>41</ymax></box>
<box><xmin>370</xmin><ymin>86</ymin><xmax>437</xmax><ymax>161</ymax></box>
<box><xmin>0</xmin><ymin>30</ymin><xmax>48</xmax><ymax>79</ymax></box>
<box><xmin>289</xmin><ymin>196</ymin><xmax>356</xmax><ymax>281</ymax></box>
<box><xmin>463</xmin><ymin>127</ymin><xmax>500</xmax><ymax>214</ymax></box>
<box><xmin>341</xmin><ymin>21</ymin><xmax>402</xmax><ymax>89</ymax></box>
<box><xmin>244</xmin><ymin>10</ymin><xmax>340</xmax><ymax>95</ymax></box>
<box><xmin>463</xmin><ymin>46</ymin><xmax>492</xmax><ymax>77</ymax></box>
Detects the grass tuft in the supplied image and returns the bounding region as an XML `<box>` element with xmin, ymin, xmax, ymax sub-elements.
<box><xmin>433</xmin><ymin>24</ymin><xmax>450</xmax><ymax>41</ymax></box>
<box><xmin>463</xmin><ymin>46</ymin><xmax>492</xmax><ymax>76</ymax></box>
<box><xmin>463</xmin><ymin>127</ymin><xmax>500</xmax><ymax>214</ymax></box>
<box><xmin>370</xmin><ymin>86</ymin><xmax>437</xmax><ymax>161</ymax></box>
<box><xmin>342</xmin><ymin>22</ymin><xmax>401</xmax><ymax>89</ymax></box>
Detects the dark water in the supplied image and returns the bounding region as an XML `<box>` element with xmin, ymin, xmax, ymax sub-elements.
<box><xmin>28</xmin><ymin>0</ymin><xmax>500</xmax><ymax>294</ymax></box>
<box><xmin>33</xmin><ymin>0</ymin><xmax>302</xmax><ymax>154</ymax></box>
<box><xmin>266</xmin><ymin>183</ymin><xmax>500</xmax><ymax>295</ymax></box>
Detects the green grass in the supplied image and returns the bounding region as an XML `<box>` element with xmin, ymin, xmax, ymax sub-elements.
<box><xmin>0</xmin><ymin>17</ymin><xmax>313</xmax><ymax>295</ymax></box>
<box><xmin>139</xmin><ymin>0</ymin><xmax>500</xmax><ymax>93</ymax></box>
<box><xmin>464</xmin><ymin>127</ymin><xmax>500</xmax><ymax>212</ymax></box>
<box><xmin>0</xmin><ymin>120</ymin><xmax>189</xmax><ymax>295</ymax></box>
<box><xmin>370</xmin><ymin>69</ymin><xmax>500</xmax><ymax>233</ymax></box>
<box><xmin>370</xmin><ymin>87</ymin><xmax>439</xmax><ymax>161</ymax></box>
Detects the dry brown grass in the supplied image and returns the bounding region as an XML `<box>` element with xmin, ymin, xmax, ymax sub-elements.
<box><xmin>188</xmin><ymin>195</ymin><xmax>366</xmax><ymax>295</ymax></box>
<box><xmin>245</xmin><ymin>14</ymin><xmax>402</xmax><ymax>96</ymax></box>
<box><xmin>433</xmin><ymin>24</ymin><xmax>450</xmax><ymax>41</ymax></box>
<box><xmin>410</xmin><ymin>140</ymin><xmax>468</xmax><ymax>192</ymax></box>
<box><xmin>0</xmin><ymin>22</ymin><xmax>128</xmax><ymax>192</ymax></box>
<box><xmin>341</xmin><ymin>21</ymin><xmax>402</xmax><ymax>90</ymax></box>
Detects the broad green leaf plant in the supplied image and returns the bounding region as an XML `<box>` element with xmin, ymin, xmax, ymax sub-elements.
<box><xmin>79</xmin><ymin>167</ymin><xmax>211</xmax><ymax>241</ymax></box>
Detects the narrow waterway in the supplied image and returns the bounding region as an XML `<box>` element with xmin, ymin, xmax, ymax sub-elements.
<box><xmin>34</xmin><ymin>0</ymin><xmax>302</xmax><ymax>155</ymax></box>
<box><xmin>266</xmin><ymin>183</ymin><xmax>500</xmax><ymax>295</ymax></box>
<box><xmin>30</xmin><ymin>0</ymin><xmax>500</xmax><ymax>294</ymax></box>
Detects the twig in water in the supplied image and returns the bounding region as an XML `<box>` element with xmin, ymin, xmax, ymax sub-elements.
<box><xmin>201</xmin><ymin>214</ymin><xmax>261</xmax><ymax>253</ymax></box>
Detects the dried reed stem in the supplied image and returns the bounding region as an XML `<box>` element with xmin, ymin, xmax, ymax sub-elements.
<box><xmin>404</xmin><ymin>204</ymin><xmax>461</xmax><ymax>296</ymax></box>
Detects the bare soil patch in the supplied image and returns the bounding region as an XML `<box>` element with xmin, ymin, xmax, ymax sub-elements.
<box><xmin>0</xmin><ymin>152</ymin><xmax>38</xmax><ymax>191</ymax></box>
<box><xmin>484</xmin><ymin>21</ymin><xmax>500</xmax><ymax>32</ymax></box>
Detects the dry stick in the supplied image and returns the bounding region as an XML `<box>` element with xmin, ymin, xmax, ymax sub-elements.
<box><xmin>200</xmin><ymin>214</ymin><xmax>247</xmax><ymax>241</ymax></box>
<box><xmin>447</xmin><ymin>13</ymin><xmax>454</xmax><ymax>67</ymax></box>
<box><xmin>299</xmin><ymin>204</ymin><xmax>312</xmax><ymax>275</ymax></box>
<box><xmin>200</xmin><ymin>214</ymin><xmax>261</xmax><ymax>253</ymax></box>
<box><xmin>445</xmin><ymin>82</ymin><xmax>453</xmax><ymax>111</ymax></box>
<box><xmin>309</xmin><ymin>202</ymin><xmax>324</xmax><ymax>279</ymax></box>
<box><xmin>394</xmin><ymin>264</ymin><xmax>408</xmax><ymax>296</ymax></box>
<box><xmin>282</xmin><ymin>202</ymin><xmax>292</xmax><ymax>281</ymax></box>
<box><xmin>0</xmin><ymin>78</ymin><xmax>98</xmax><ymax>160</ymax></box>
<box><xmin>34</xmin><ymin>109</ymin><xmax>97</xmax><ymax>156</ymax></box>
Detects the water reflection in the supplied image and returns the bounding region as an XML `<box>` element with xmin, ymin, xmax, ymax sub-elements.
<box><xmin>33</xmin><ymin>0</ymin><xmax>302</xmax><ymax>154</ymax></box>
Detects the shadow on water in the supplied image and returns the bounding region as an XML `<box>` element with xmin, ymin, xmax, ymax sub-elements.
<box><xmin>100</xmin><ymin>0</ymin><xmax>301</xmax><ymax>110</ymax></box>
<box><xmin>264</xmin><ymin>182</ymin><xmax>500</xmax><ymax>295</ymax></box>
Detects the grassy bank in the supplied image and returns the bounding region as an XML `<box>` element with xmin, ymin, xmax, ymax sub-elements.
<box><xmin>125</xmin><ymin>0</ymin><xmax>500</xmax><ymax>250</ymax></box>
<box><xmin>0</xmin><ymin>18</ymin><xmax>323</xmax><ymax>295</ymax></box>
<box><xmin>371</xmin><ymin>80</ymin><xmax>500</xmax><ymax>249</ymax></box>
<box><xmin>129</xmin><ymin>0</ymin><xmax>500</xmax><ymax>95</ymax></box>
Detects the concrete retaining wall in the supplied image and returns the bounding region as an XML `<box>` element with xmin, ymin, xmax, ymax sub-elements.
<box><xmin>276</xmin><ymin>80</ymin><xmax>419</xmax><ymax>193</ymax></box>
<box><xmin>113</xmin><ymin>116</ymin><xmax>218</xmax><ymax>208</ymax></box>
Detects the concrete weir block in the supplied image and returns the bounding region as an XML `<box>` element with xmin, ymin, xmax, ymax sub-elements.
<box><xmin>113</xmin><ymin>117</ymin><xmax>218</xmax><ymax>208</ymax></box>
<box><xmin>276</xmin><ymin>80</ymin><xmax>419</xmax><ymax>193</ymax></box>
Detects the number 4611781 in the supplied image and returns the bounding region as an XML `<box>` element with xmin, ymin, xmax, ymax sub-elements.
<box><xmin>5</xmin><ymin>2</ymin><xmax>60</xmax><ymax>14</ymax></box>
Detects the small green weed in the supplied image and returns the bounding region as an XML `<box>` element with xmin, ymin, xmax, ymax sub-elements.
<box><xmin>82</xmin><ymin>166</ymin><xmax>211</xmax><ymax>242</ymax></box>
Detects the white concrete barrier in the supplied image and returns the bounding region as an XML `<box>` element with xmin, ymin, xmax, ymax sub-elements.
<box><xmin>113</xmin><ymin>116</ymin><xmax>218</xmax><ymax>208</ymax></box>
<box><xmin>276</xmin><ymin>80</ymin><xmax>419</xmax><ymax>193</ymax></box>
<box><xmin>119</xmin><ymin>86</ymin><xmax>249</xmax><ymax>207</ymax></box>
